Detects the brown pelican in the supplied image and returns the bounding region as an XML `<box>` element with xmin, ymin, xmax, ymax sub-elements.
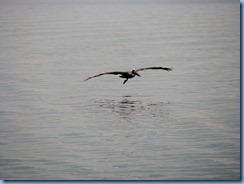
<box><xmin>85</xmin><ymin>67</ymin><xmax>172</xmax><ymax>84</ymax></box>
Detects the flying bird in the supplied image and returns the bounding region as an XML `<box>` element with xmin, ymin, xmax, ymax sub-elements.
<box><xmin>85</xmin><ymin>67</ymin><xmax>172</xmax><ymax>84</ymax></box>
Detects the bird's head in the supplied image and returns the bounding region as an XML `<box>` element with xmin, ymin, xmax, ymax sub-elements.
<box><xmin>132</xmin><ymin>70</ymin><xmax>141</xmax><ymax>77</ymax></box>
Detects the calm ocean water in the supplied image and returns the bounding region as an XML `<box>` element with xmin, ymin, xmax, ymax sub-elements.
<box><xmin>0</xmin><ymin>0</ymin><xmax>240</xmax><ymax>180</ymax></box>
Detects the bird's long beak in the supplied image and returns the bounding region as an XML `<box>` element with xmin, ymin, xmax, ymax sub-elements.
<box><xmin>135</xmin><ymin>72</ymin><xmax>141</xmax><ymax>77</ymax></box>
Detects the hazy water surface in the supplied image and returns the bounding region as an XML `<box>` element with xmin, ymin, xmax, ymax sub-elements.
<box><xmin>0</xmin><ymin>0</ymin><xmax>240</xmax><ymax>180</ymax></box>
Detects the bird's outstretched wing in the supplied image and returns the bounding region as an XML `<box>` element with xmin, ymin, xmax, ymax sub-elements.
<box><xmin>136</xmin><ymin>67</ymin><xmax>172</xmax><ymax>72</ymax></box>
<box><xmin>85</xmin><ymin>71</ymin><xmax>127</xmax><ymax>81</ymax></box>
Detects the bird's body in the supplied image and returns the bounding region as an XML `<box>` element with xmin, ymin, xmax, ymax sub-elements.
<box><xmin>85</xmin><ymin>67</ymin><xmax>172</xmax><ymax>84</ymax></box>
<box><xmin>119</xmin><ymin>71</ymin><xmax>136</xmax><ymax>79</ymax></box>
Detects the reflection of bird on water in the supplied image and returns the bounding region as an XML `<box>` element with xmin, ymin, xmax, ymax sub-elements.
<box><xmin>85</xmin><ymin>67</ymin><xmax>172</xmax><ymax>84</ymax></box>
<box><xmin>95</xmin><ymin>98</ymin><xmax>169</xmax><ymax>122</ymax></box>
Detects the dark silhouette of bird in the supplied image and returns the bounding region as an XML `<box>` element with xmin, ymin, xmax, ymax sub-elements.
<box><xmin>85</xmin><ymin>67</ymin><xmax>172</xmax><ymax>84</ymax></box>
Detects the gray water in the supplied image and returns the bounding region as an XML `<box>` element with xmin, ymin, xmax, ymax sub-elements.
<box><xmin>0</xmin><ymin>0</ymin><xmax>240</xmax><ymax>180</ymax></box>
